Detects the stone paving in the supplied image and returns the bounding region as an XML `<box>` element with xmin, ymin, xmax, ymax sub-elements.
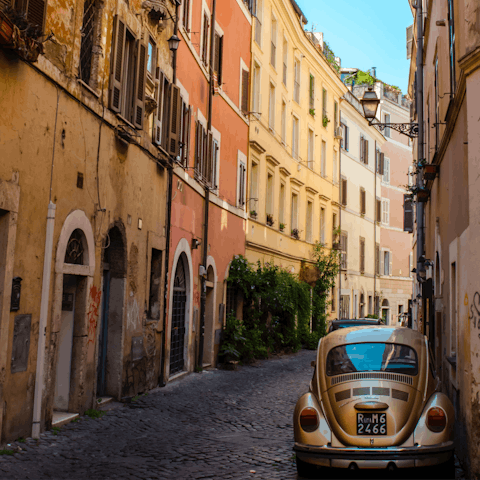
<box><xmin>0</xmin><ymin>349</ymin><xmax>466</xmax><ymax>480</ymax></box>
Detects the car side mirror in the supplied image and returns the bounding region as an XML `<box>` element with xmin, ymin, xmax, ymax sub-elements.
<box><xmin>311</xmin><ymin>361</ymin><xmax>316</xmax><ymax>368</ymax></box>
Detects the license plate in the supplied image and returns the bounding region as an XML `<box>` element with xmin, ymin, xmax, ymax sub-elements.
<box><xmin>357</xmin><ymin>413</ymin><xmax>387</xmax><ymax>435</ymax></box>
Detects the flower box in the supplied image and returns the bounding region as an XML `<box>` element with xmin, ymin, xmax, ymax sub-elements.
<box><xmin>423</xmin><ymin>164</ymin><xmax>439</xmax><ymax>181</ymax></box>
<box><xmin>0</xmin><ymin>11</ymin><xmax>14</xmax><ymax>45</ymax></box>
<box><xmin>416</xmin><ymin>188</ymin><xmax>430</xmax><ymax>203</ymax></box>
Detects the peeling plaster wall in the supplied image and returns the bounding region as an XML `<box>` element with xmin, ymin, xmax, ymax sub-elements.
<box><xmin>0</xmin><ymin>0</ymin><xmax>177</xmax><ymax>442</ymax></box>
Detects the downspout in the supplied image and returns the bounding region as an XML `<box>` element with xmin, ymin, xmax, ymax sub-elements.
<box><xmin>32</xmin><ymin>88</ymin><xmax>61</xmax><ymax>438</ymax></box>
<box><xmin>197</xmin><ymin>0</ymin><xmax>216</xmax><ymax>368</ymax></box>
<box><xmin>374</xmin><ymin>140</ymin><xmax>377</xmax><ymax>316</ymax></box>
<box><xmin>413</xmin><ymin>0</ymin><xmax>425</xmax><ymax>328</ymax></box>
<box><xmin>338</xmin><ymin>117</ymin><xmax>342</xmax><ymax>317</ymax></box>
<box><xmin>159</xmin><ymin>0</ymin><xmax>180</xmax><ymax>386</ymax></box>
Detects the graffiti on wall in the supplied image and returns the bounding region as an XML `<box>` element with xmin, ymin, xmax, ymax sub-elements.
<box><xmin>469</xmin><ymin>292</ymin><xmax>480</xmax><ymax>339</ymax></box>
<box><xmin>127</xmin><ymin>296</ymin><xmax>140</xmax><ymax>331</ymax></box>
<box><xmin>87</xmin><ymin>285</ymin><xmax>102</xmax><ymax>344</ymax></box>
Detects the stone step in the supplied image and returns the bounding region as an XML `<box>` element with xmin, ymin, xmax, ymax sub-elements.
<box><xmin>52</xmin><ymin>411</ymin><xmax>79</xmax><ymax>428</ymax></box>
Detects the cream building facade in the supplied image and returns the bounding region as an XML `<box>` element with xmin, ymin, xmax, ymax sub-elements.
<box><xmin>245</xmin><ymin>0</ymin><xmax>347</xmax><ymax>312</ymax></box>
<box><xmin>338</xmin><ymin>91</ymin><xmax>385</xmax><ymax>319</ymax></box>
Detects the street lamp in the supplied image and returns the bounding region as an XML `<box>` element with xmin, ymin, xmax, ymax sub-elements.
<box><xmin>360</xmin><ymin>86</ymin><xmax>419</xmax><ymax>139</ymax></box>
<box><xmin>168</xmin><ymin>34</ymin><xmax>181</xmax><ymax>51</ymax></box>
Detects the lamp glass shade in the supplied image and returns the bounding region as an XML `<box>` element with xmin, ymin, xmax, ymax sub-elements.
<box><xmin>168</xmin><ymin>34</ymin><xmax>181</xmax><ymax>51</ymax></box>
<box><xmin>361</xmin><ymin>87</ymin><xmax>380</xmax><ymax>120</ymax></box>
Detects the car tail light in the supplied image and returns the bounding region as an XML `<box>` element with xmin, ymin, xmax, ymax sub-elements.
<box><xmin>300</xmin><ymin>407</ymin><xmax>319</xmax><ymax>432</ymax></box>
<box><xmin>426</xmin><ymin>407</ymin><xmax>446</xmax><ymax>432</ymax></box>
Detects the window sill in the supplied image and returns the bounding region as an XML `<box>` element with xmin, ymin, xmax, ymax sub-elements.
<box><xmin>78</xmin><ymin>79</ymin><xmax>100</xmax><ymax>98</ymax></box>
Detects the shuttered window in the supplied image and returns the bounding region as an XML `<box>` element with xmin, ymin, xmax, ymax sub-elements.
<box><xmin>341</xmin><ymin>122</ymin><xmax>349</xmax><ymax>151</ymax></box>
<box><xmin>182</xmin><ymin>0</ymin><xmax>191</xmax><ymax>32</ymax></box>
<box><xmin>375</xmin><ymin>243</ymin><xmax>380</xmax><ymax>275</ymax></box>
<box><xmin>201</xmin><ymin>13</ymin><xmax>209</xmax><ymax>66</ymax></box>
<box><xmin>383</xmin><ymin>157</ymin><xmax>390</xmax><ymax>183</ymax></box>
<box><xmin>15</xmin><ymin>0</ymin><xmax>46</xmax><ymax>30</ymax></box>
<box><xmin>179</xmin><ymin>102</ymin><xmax>192</xmax><ymax>166</ymax></box>
<box><xmin>341</xmin><ymin>177</ymin><xmax>347</xmax><ymax>206</ymax></box>
<box><xmin>241</xmin><ymin>69</ymin><xmax>250</xmax><ymax>114</ymax></box>
<box><xmin>214</xmin><ymin>33</ymin><xmax>223</xmax><ymax>85</ymax></box>
<box><xmin>79</xmin><ymin>0</ymin><xmax>98</xmax><ymax>86</ymax></box>
<box><xmin>404</xmin><ymin>194</ymin><xmax>414</xmax><ymax>232</ymax></box>
<box><xmin>109</xmin><ymin>17</ymin><xmax>147</xmax><ymax>129</ymax></box>
<box><xmin>194</xmin><ymin>121</ymin><xmax>217</xmax><ymax>188</ymax></box>
<box><xmin>376</xmin><ymin>198</ymin><xmax>382</xmax><ymax>223</ymax></box>
<box><xmin>376</xmin><ymin>149</ymin><xmax>385</xmax><ymax>175</ymax></box>
<box><xmin>340</xmin><ymin>233</ymin><xmax>347</xmax><ymax>270</ymax></box>
<box><xmin>238</xmin><ymin>161</ymin><xmax>246</xmax><ymax>208</ymax></box>
<box><xmin>382</xmin><ymin>199</ymin><xmax>390</xmax><ymax>225</ymax></box>
<box><xmin>293</xmin><ymin>59</ymin><xmax>300</xmax><ymax>103</ymax></box>
<box><xmin>360</xmin><ymin>187</ymin><xmax>366</xmax><ymax>215</ymax></box>
<box><xmin>168</xmin><ymin>85</ymin><xmax>182</xmax><ymax>156</ymax></box>
<box><xmin>359</xmin><ymin>237</ymin><xmax>365</xmax><ymax>274</ymax></box>
<box><xmin>360</xmin><ymin>136</ymin><xmax>368</xmax><ymax>164</ymax></box>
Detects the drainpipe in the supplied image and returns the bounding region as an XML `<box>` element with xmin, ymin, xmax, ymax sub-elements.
<box><xmin>159</xmin><ymin>0</ymin><xmax>180</xmax><ymax>387</ymax></box>
<box><xmin>374</xmin><ymin>140</ymin><xmax>377</xmax><ymax>316</ymax></box>
<box><xmin>197</xmin><ymin>0</ymin><xmax>216</xmax><ymax>368</ymax></box>
<box><xmin>32</xmin><ymin>201</ymin><xmax>56</xmax><ymax>439</ymax></box>
<box><xmin>413</xmin><ymin>0</ymin><xmax>425</xmax><ymax>328</ymax></box>
<box><xmin>338</xmin><ymin>130</ymin><xmax>342</xmax><ymax>317</ymax></box>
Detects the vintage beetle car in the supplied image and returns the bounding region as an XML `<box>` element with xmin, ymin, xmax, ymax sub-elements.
<box><xmin>327</xmin><ymin>318</ymin><xmax>385</xmax><ymax>333</ymax></box>
<box><xmin>293</xmin><ymin>326</ymin><xmax>454</xmax><ymax>477</ymax></box>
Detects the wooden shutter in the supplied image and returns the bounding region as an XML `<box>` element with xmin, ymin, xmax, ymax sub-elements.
<box><xmin>360</xmin><ymin>136</ymin><xmax>364</xmax><ymax>163</ymax></box>
<box><xmin>168</xmin><ymin>85</ymin><xmax>182</xmax><ymax>156</ymax></box>
<box><xmin>184</xmin><ymin>106</ymin><xmax>192</xmax><ymax>166</ymax></box>
<box><xmin>153</xmin><ymin>69</ymin><xmax>165</xmax><ymax>146</ymax></box>
<box><xmin>404</xmin><ymin>195</ymin><xmax>413</xmax><ymax>232</ymax></box>
<box><xmin>379</xmin><ymin>152</ymin><xmax>385</xmax><ymax>175</ymax></box>
<box><xmin>217</xmin><ymin>35</ymin><xmax>223</xmax><ymax>85</ymax></box>
<box><xmin>241</xmin><ymin>69</ymin><xmax>249</xmax><ymax>114</ymax></box>
<box><xmin>360</xmin><ymin>188</ymin><xmax>366</xmax><ymax>214</ymax></box>
<box><xmin>360</xmin><ymin>238</ymin><xmax>365</xmax><ymax>273</ymax></box>
<box><xmin>134</xmin><ymin>41</ymin><xmax>147</xmax><ymax>128</ymax></box>
<box><xmin>194</xmin><ymin>121</ymin><xmax>200</xmax><ymax>169</ymax></box>
<box><xmin>26</xmin><ymin>0</ymin><xmax>46</xmax><ymax>29</ymax></box>
<box><xmin>109</xmin><ymin>16</ymin><xmax>126</xmax><ymax>113</ymax></box>
<box><xmin>341</xmin><ymin>178</ymin><xmax>347</xmax><ymax>205</ymax></box>
<box><xmin>202</xmin><ymin>14</ymin><xmax>209</xmax><ymax>64</ymax></box>
<box><xmin>376</xmin><ymin>199</ymin><xmax>381</xmax><ymax>222</ymax></box>
<box><xmin>364</xmin><ymin>139</ymin><xmax>369</xmax><ymax>164</ymax></box>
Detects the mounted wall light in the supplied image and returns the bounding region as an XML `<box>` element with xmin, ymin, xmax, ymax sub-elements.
<box><xmin>192</xmin><ymin>238</ymin><xmax>202</xmax><ymax>250</ymax></box>
<box><xmin>168</xmin><ymin>34</ymin><xmax>181</xmax><ymax>52</ymax></box>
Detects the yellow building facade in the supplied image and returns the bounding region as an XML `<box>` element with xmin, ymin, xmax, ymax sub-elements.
<box><xmin>245</xmin><ymin>0</ymin><xmax>347</xmax><ymax>293</ymax></box>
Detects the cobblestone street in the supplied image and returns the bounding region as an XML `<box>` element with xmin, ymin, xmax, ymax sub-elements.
<box><xmin>0</xmin><ymin>350</ymin><xmax>315</xmax><ymax>480</ymax></box>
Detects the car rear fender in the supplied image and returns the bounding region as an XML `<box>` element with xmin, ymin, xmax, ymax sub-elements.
<box><xmin>413</xmin><ymin>392</ymin><xmax>455</xmax><ymax>446</ymax></box>
<box><xmin>294</xmin><ymin>392</ymin><xmax>332</xmax><ymax>446</ymax></box>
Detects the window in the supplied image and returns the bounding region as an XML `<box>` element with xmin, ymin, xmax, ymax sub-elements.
<box><xmin>334</xmin><ymin>101</ymin><xmax>338</xmax><ymax>130</ymax></box>
<box><xmin>291</xmin><ymin>193</ymin><xmax>299</xmax><ymax>230</ymax></box>
<box><xmin>384</xmin><ymin>113</ymin><xmax>391</xmax><ymax>137</ymax></box>
<box><xmin>309</xmin><ymin>74</ymin><xmax>315</xmax><ymax>111</ymax></box>
<box><xmin>331</xmin><ymin>287</ymin><xmax>336</xmax><ymax>312</ymax></box>
<box><xmin>279</xmin><ymin>183</ymin><xmax>285</xmax><ymax>226</ymax></box>
<box><xmin>194</xmin><ymin>122</ymin><xmax>217</xmax><ymax>187</ymax></box>
<box><xmin>79</xmin><ymin>0</ymin><xmax>99</xmax><ymax>87</ymax></box>
<box><xmin>322</xmin><ymin>88</ymin><xmax>327</xmax><ymax>118</ymax></box>
<box><xmin>360</xmin><ymin>135</ymin><xmax>369</xmax><ymax>164</ymax></box>
<box><xmin>376</xmin><ymin>149</ymin><xmax>384</xmax><ymax>175</ymax></box>
<box><xmin>340</xmin><ymin>295</ymin><xmax>349</xmax><ymax>319</ymax></box>
<box><xmin>320</xmin><ymin>207</ymin><xmax>325</xmax><ymax>243</ymax></box>
<box><xmin>182</xmin><ymin>0</ymin><xmax>191</xmax><ymax>31</ymax></box>
<box><xmin>213</xmin><ymin>33</ymin><xmax>224</xmax><ymax>85</ymax></box>
<box><xmin>253</xmin><ymin>63</ymin><xmax>260</xmax><ymax>113</ymax></box>
<box><xmin>147</xmin><ymin>38</ymin><xmax>156</xmax><ymax>78</ymax></box>
<box><xmin>266</xmin><ymin>172</ymin><xmax>274</xmax><ymax>218</ymax></box>
<box><xmin>376</xmin><ymin>198</ymin><xmax>382</xmax><ymax>222</ymax></box>
<box><xmin>307</xmin><ymin>129</ymin><xmax>314</xmax><ymax>169</ymax></box>
<box><xmin>254</xmin><ymin>0</ymin><xmax>262</xmax><ymax>46</ymax></box>
<box><xmin>109</xmin><ymin>18</ymin><xmax>148</xmax><ymax>129</ymax></box>
<box><xmin>359</xmin><ymin>237</ymin><xmax>365</xmax><ymax>274</ymax></box>
<box><xmin>241</xmin><ymin>68</ymin><xmax>250</xmax><ymax>114</ymax></box>
<box><xmin>201</xmin><ymin>12</ymin><xmax>210</xmax><ymax>66</ymax></box>
<box><xmin>375</xmin><ymin>243</ymin><xmax>380</xmax><ymax>275</ymax></box>
<box><xmin>451</xmin><ymin>261</ymin><xmax>457</xmax><ymax>355</ymax></box>
<box><xmin>321</xmin><ymin>140</ymin><xmax>326</xmax><ymax>177</ymax></box>
<box><xmin>332</xmin><ymin>213</ymin><xmax>337</xmax><ymax>235</ymax></box>
<box><xmin>281</xmin><ymin>100</ymin><xmax>287</xmax><ymax>144</ymax></box>
<box><xmin>447</xmin><ymin>0</ymin><xmax>456</xmax><ymax>95</ymax></box>
<box><xmin>434</xmin><ymin>56</ymin><xmax>439</xmax><ymax>150</ymax></box>
<box><xmin>340</xmin><ymin>177</ymin><xmax>347</xmax><ymax>206</ymax></box>
<box><xmin>383</xmin><ymin>251</ymin><xmax>391</xmax><ymax>276</ymax></box>
<box><xmin>294</xmin><ymin>59</ymin><xmax>300</xmax><ymax>103</ymax></box>
<box><xmin>269</xmin><ymin>82</ymin><xmax>276</xmax><ymax>131</ymax></box>
<box><xmin>14</xmin><ymin>0</ymin><xmax>45</xmax><ymax>31</ymax></box>
<box><xmin>332</xmin><ymin>149</ymin><xmax>338</xmax><ymax>184</ymax></box>
<box><xmin>292</xmin><ymin>116</ymin><xmax>299</xmax><ymax>160</ymax></box>
<box><xmin>270</xmin><ymin>13</ymin><xmax>277</xmax><ymax>67</ymax></box>
<box><xmin>360</xmin><ymin>187</ymin><xmax>366</xmax><ymax>215</ymax></box>
<box><xmin>250</xmin><ymin>161</ymin><xmax>259</xmax><ymax>213</ymax></box>
<box><xmin>341</xmin><ymin>122</ymin><xmax>349</xmax><ymax>151</ymax></box>
<box><xmin>237</xmin><ymin>159</ymin><xmax>246</xmax><ymax>208</ymax></box>
<box><xmin>382</xmin><ymin>199</ymin><xmax>390</xmax><ymax>225</ymax></box>
<box><xmin>368</xmin><ymin>296</ymin><xmax>373</xmax><ymax>315</ymax></box>
<box><xmin>383</xmin><ymin>157</ymin><xmax>390</xmax><ymax>184</ymax></box>
<box><xmin>282</xmin><ymin>38</ymin><xmax>288</xmax><ymax>85</ymax></box>
<box><xmin>306</xmin><ymin>201</ymin><xmax>313</xmax><ymax>242</ymax></box>
<box><xmin>179</xmin><ymin>100</ymin><xmax>192</xmax><ymax>166</ymax></box>
<box><xmin>340</xmin><ymin>232</ymin><xmax>347</xmax><ymax>269</ymax></box>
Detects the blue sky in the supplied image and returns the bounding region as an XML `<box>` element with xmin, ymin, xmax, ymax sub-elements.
<box><xmin>296</xmin><ymin>0</ymin><xmax>413</xmax><ymax>94</ymax></box>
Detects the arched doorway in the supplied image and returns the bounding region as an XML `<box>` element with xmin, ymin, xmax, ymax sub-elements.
<box><xmin>203</xmin><ymin>265</ymin><xmax>215</xmax><ymax>366</ymax></box>
<box><xmin>170</xmin><ymin>253</ymin><xmax>188</xmax><ymax>375</ymax></box>
<box><xmin>382</xmin><ymin>299</ymin><xmax>390</xmax><ymax>325</ymax></box>
<box><xmin>55</xmin><ymin>229</ymin><xmax>88</xmax><ymax>412</ymax></box>
<box><xmin>97</xmin><ymin>226</ymin><xmax>126</xmax><ymax>398</ymax></box>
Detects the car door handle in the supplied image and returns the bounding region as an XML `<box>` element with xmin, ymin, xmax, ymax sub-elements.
<box><xmin>354</xmin><ymin>401</ymin><xmax>389</xmax><ymax>411</ymax></box>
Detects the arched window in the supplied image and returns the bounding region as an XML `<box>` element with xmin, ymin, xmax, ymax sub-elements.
<box><xmin>64</xmin><ymin>229</ymin><xmax>86</xmax><ymax>265</ymax></box>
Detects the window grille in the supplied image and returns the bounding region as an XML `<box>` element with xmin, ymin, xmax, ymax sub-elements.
<box><xmin>80</xmin><ymin>0</ymin><xmax>97</xmax><ymax>85</ymax></box>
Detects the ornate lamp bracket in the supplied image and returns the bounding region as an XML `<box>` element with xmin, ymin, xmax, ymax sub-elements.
<box><xmin>370</xmin><ymin>122</ymin><xmax>419</xmax><ymax>139</ymax></box>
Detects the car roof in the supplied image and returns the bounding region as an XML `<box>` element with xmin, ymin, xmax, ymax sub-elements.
<box><xmin>331</xmin><ymin>319</ymin><xmax>383</xmax><ymax>325</ymax></box>
<box><xmin>321</xmin><ymin>325</ymin><xmax>426</xmax><ymax>352</ymax></box>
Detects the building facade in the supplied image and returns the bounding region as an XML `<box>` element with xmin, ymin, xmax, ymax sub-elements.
<box><xmin>245</xmin><ymin>0</ymin><xmax>346</xmax><ymax>318</ymax></box>
<box><xmin>338</xmin><ymin>91</ymin><xmax>385</xmax><ymax>320</ymax></box>
<box><xmin>408</xmin><ymin>0</ymin><xmax>480</xmax><ymax>475</ymax></box>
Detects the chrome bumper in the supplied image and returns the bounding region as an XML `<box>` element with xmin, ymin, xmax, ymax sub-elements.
<box><xmin>294</xmin><ymin>441</ymin><xmax>454</xmax><ymax>469</ymax></box>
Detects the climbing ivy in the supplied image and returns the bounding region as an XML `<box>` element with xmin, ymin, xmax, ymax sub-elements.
<box><xmin>323</xmin><ymin>41</ymin><xmax>340</xmax><ymax>72</ymax></box>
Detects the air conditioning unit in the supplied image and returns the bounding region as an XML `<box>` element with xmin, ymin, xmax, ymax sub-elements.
<box><xmin>334</xmin><ymin>126</ymin><xmax>343</xmax><ymax>139</ymax></box>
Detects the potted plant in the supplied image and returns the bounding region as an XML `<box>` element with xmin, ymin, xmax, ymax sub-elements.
<box><xmin>416</xmin><ymin>188</ymin><xmax>430</xmax><ymax>203</ymax></box>
<box><xmin>266</xmin><ymin>213</ymin><xmax>274</xmax><ymax>226</ymax></box>
<box><xmin>279</xmin><ymin>222</ymin><xmax>286</xmax><ymax>232</ymax></box>
<box><xmin>423</xmin><ymin>164</ymin><xmax>439</xmax><ymax>180</ymax></box>
<box><xmin>250</xmin><ymin>210</ymin><xmax>257</xmax><ymax>219</ymax></box>
<box><xmin>322</xmin><ymin>114</ymin><xmax>330</xmax><ymax>128</ymax></box>
<box><xmin>291</xmin><ymin>228</ymin><xmax>300</xmax><ymax>240</ymax></box>
<box><xmin>309</xmin><ymin>108</ymin><xmax>315</xmax><ymax>117</ymax></box>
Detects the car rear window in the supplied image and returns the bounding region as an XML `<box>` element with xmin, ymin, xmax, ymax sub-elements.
<box><xmin>326</xmin><ymin>343</ymin><xmax>418</xmax><ymax>376</ymax></box>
